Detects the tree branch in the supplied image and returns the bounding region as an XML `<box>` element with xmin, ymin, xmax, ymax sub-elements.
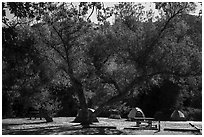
<box><xmin>70</xmin><ymin>2</ymin><xmax>75</xmax><ymax>9</ymax></box>
<box><xmin>51</xmin><ymin>24</ymin><xmax>74</xmax><ymax>77</ymax></box>
<box><xmin>133</xmin><ymin>5</ymin><xmax>186</xmax><ymax>70</ymax></box>
<box><xmin>94</xmin><ymin>68</ymin><xmax>201</xmax><ymax>116</ymax></box>
<box><xmin>51</xmin><ymin>25</ymin><xmax>67</xmax><ymax>50</ymax></box>
<box><xmin>39</xmin><ymin>37</ymin><xmax>67</xmax><ymax>61</ymax></box>
<box><xmin>94</xmin><ymin>74</ymin><xmax>144</xmax><ymax>116</ymax></box>
<box><xmin>87</xmin><ymin>5</ymin><xmax>95</xmax><ymax>21</ymax></box>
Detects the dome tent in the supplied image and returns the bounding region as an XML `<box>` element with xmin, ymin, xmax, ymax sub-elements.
<box><xmin>128</xmin><ymin>107</ymin><xmax>145</xmax><ymax>120</ymax></box>
<box><xmin>170</xmin><ymin>110</ymin><xmax>186</xmax><ymax>121</ymax></box>
<box><xmin>73</xmin><ymin>108</ymin><xmax>99</xmax><ymax>123</ymax></box>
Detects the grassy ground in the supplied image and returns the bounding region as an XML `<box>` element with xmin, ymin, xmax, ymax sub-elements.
<box><xmin>2</xmin><ymin>117</ymin><xmax>202</xmax><ymax>135</ymax></box>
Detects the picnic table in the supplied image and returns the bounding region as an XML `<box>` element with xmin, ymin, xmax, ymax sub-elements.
<box><xmin>133</xmin><ymin>117</ymin><xmax>160</xmax><ymax>130</ymax></box>
<box><xmin>29</xmin><ymin>110</ymin><xmax>42</xmax><ymax>120</ymax></box>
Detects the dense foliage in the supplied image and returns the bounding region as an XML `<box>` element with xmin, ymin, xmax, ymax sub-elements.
<box><xmin>2</xmin><ymin>2</ymin><xmax>202</xmax><ymax>122</ymax></box>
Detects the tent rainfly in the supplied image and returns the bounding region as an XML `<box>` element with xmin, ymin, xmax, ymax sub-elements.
<box><xmin>73</xmin><ymin>108</ymin><xmax>99</xmax><ymax>123</ymax></box>
<box><xmin>128</xmin><ymin>107</ymin><xmax>145</xmax><ymax>120</ymax></box>
<box><xmin>170</xmin><ymin>110</ymin><xmax>186</xmax><ymax>121</ymax></box>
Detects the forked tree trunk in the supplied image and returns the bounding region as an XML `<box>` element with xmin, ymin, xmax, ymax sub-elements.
<box><xmin>73</xmin><ymin>79</ymin><xmax>90</xmax><ymax>126</ymax></box>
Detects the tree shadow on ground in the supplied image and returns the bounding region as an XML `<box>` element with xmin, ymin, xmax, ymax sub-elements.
<box><xmin>2</xmin><ymin>124</ymin><xmax>124</xmax><ymax>135</ymax></box>
<box><xmin>2</xmin><ymin>121</ymin><xmax>49</xmax><ymax>129</ymax></box>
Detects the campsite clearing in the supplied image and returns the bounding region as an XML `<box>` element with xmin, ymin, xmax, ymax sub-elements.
<box><xmin>2</xmin><ymin>117</ymin><xmax>202</xmax><ymax>135</ymax></box>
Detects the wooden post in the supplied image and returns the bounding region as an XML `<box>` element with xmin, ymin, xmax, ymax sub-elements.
<box><xmin>158</xmin><ymin>120</ymin><xmax>160</xmax><ymax>131</ymax></box>
<box><xmin>136</xmin><ymin>121</ymin><xmax>140</xmax><ymax>127</ymax></box>
<box><xmin>189</xmin><ymin>123</ymin><xmax>202</xmax><ymax>134</ymax></box>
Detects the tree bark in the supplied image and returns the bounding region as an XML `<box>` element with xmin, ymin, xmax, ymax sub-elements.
<box><xmin>94</xmin><ymin>75</ymin><xmax>145</xmax><ymax>117</ymax></box>
<box><xmin>40</xmin><ymin>109</ymin><xmax>53</xmax><ymax>122</ymax></box>
<box><xmin>94</xmin><ymin>90</ymin><xmax>130</xmax><ymax>117</ymax></box>
<box><xmin>73</xmin><ymin>78</ymin><xmax>91</xmax><ymax>126</ymax></box>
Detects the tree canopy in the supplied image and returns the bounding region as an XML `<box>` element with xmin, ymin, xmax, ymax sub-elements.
<box><xmin>2</xmin><ymin>2</ymin><xmax>202</xmax><ymax>124</ymax></box>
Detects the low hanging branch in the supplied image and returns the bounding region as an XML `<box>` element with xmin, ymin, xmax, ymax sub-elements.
<box><xmin>94</xmin><ymin>74</ymin><xmax>144</xmax><ymax>116</ymax></box>
<box><xmin>94</xmin><ymin>67</ymin><xmax>201</xmax><ymax>117</ymax></box>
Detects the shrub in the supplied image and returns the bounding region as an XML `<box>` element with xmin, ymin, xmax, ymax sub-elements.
<box><xmin>30</xmin><ymin>89</ymin><xmax>62</xmax><ymax>117</ymax></box>
<box><xmin>183</xmin><ymin>107</ymin><xmax>202</xmax><ymax>121</ymax></box>
<box><xmin>98</xmin><ymin>108</ymin><xmax>111</xmax><ymax>117</ymax></box>
<box><xmin>153</xmin><ymin>111</ymin><xmax>172</xmax><ymax>121</ymax></box>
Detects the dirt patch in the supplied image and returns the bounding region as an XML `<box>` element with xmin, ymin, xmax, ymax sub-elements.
<box><xmin>2</xmin><ymin>117</ymin><xmax>202</xmax><ymax>135</ymax></box>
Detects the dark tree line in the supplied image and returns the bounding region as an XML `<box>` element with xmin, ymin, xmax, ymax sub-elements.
<box><xmin>2</xmin><ymin>2</ymin><xmax>202</xmax><ymax>124</ymax></box>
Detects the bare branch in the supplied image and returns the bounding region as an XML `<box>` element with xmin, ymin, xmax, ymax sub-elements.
<box><xmin>51</xmin><ymin>24</ymin><xmax>75</xmax><ymax>77</ymax></box>
<box><xmin>87</xmin><ymin>5</ymin><xmax>95</xmax><ymax>21</ymax></box>
<box><xmin>70</xmin><ymin>2</ymin><xmax>75</xmax><ymax>9</ymax></box>
<box><xmin>37</xmin><ymin>34</ymin><xmax>67</xmax><ymax>61</ymax></box>
<box><xmin>51</xmin><ymin>25</ymin><xmax>66</xmax><ymax>48</ymax></box>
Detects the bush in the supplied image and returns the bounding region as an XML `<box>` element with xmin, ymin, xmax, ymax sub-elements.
<box><xmin>98</xmin><ymin>108</ymin><xmax>111</xmax><ymax>117</ymax></box>
<box><xmin>154</xmin><ymin>111</ymin><xmax>165</xmax><ymax>120</ymax></box>
<box><xmin>153</xmin><ymin>111</ymin><xmax>172</xmax><ymax>121</ymax></box>
<box><xmin>30</xmin><ymin>89</ymin><xmax>62</xmax><ymax>117</ymax></box>
<box><xmin>183</xmin><ymin>107</ymin><xmax>202</xmax><ymax>121</ymax></box>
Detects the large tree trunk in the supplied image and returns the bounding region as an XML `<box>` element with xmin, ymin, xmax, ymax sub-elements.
<box><xmin>94</xmin><ymin>92</ymin><xmax>130</xmax><ymax>117</ymax></box>
<box><xmin>73</xmin><ymin>79</ymin><xmax>91</xmax><ymax>126</ymax></box>
<box><xmin>93</xmin><ymin>76</ymin><xmax>144</xmax><ymax>117</ymax></box>
<box><xmin>73</xmin><ymin>108</ymin><xmax>99</xmax><ymax>123</ymax></box>
<box><xmin>40</xmin><ymin>109</ymin><xmax>53</xmax><ymax>122</ymax></box>
<box><xmin>64</xmin><ymin>59</ymin><xmax>91</xmax><ymax>125</ymax></box>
